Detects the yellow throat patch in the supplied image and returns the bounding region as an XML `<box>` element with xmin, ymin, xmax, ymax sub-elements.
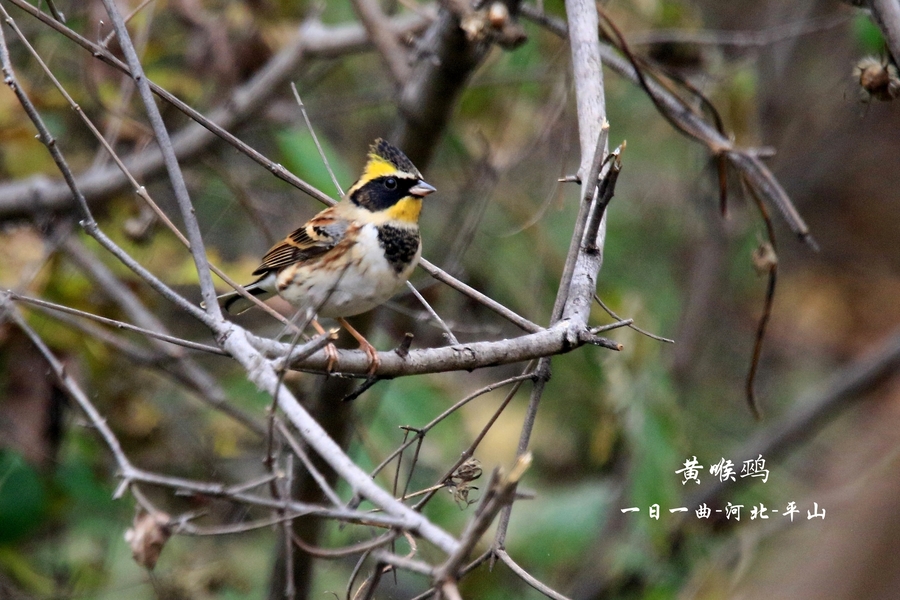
<box><xmin>384</xmin><ymin>197</ymin><xmax>422</xmax><ymax>223</ymax></box>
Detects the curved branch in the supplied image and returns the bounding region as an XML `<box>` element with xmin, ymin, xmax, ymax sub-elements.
<box><xmin>519</xmin><ymin>5</ymin><xmax>815</xmax><ymax>247</ymax></box>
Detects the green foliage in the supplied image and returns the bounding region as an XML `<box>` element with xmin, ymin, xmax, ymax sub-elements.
<box><xmin>0</xmin><ymin>0</ymin><xmax>866</xmax><ymax>597</ymax></box>
<box><xmin>507</xmin><ymin>481</ymin><xmax>612</xmax><ymax>566</ymax></box>
<box><xmin>276</xmin><ymin>128</ymin><xmax>353</xmax><ymax>196</ymax></box>
<box><xmin>853</xmin><ymin>13</ymin><xmax>887</xmax><ymax>54</ymax></box>
<box><xmin>0</xmin><ymin>451</ymin><xmax>46</xmax><ymax>544</ymax></box>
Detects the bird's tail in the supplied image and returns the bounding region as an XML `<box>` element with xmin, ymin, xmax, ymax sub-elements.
<box><xmin>215</xmin><ymin>273</ymin><xmax>276</xmax><ymax>315</ymax></box>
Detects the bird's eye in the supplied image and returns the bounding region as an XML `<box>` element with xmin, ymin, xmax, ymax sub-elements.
<box><xmin>384</xmin><ymin>177</ymin><xmax>398</xmax><ymax>190</ymax></box>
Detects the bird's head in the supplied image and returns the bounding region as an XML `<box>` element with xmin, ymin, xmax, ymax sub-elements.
<box><xmin>348</xmin><ymin>139</ymin><xmax>435</xmax><ymax>223</ymax></box>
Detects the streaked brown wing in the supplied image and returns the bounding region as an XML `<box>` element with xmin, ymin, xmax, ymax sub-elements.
<box><xmin>252</xmin><ymin>210</ymin><xmax>348</xmax><ymax>275</ymax></box>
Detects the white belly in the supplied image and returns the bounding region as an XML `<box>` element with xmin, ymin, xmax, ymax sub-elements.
<box><xmin>276</xmin><ymin>224</ymin><xmax>420</xmax><ymax>318</ymax></box>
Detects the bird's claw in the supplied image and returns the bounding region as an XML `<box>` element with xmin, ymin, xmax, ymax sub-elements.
<box><xmin>324</xmin><ymin>343</ymin><xmax>339</xmax><ymax>373</ymax></box>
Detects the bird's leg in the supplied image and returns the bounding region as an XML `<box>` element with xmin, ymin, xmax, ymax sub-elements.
<box><xmin>337</xmin><ymin>317</ymin><xmax>380</xmax><ymax>375</ymax></box>
<box><xmin>311</xmin><ymin>318</ymin><xmax>340</xmax><ymax>372</ymax></box>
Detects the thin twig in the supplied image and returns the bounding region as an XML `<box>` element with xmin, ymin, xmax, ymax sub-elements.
<box><xmin>0</xmin><ymin>10</ymin><xmax>295</xmax><ymax>326</ymax></box>
<box><xmin>434</xmin><ymin>455</ymin><xmax>531</xmax><ymax>585</ymax></box>
<box><xmin>413</xmin><ymin>366</ymin><xmax>534</xmax><ymax>512</ymax></box>
<box><xmin>275</xmin><ymin>420</ymin><xmax>344</xmax><ymax>507</ymax></box>
<box><xmin>290</xmin><ymin>82</ymin><xmax>344</xmax><ymax>197</ymax></box>
<box><xmin>519</xmin><ymin>3</ymin><xmax>817</xmax><ymax>249</ymax></box>
<box><xmin>99</xmin><ymin>0</ymin><xmax>220</xmax><ymax>315</ymax></box>
<box><xmin>494</xmin><ymin>549</ymin><xmax>572</xmax><ymax>600</ymax></box>
<box><xmin>291</xmin><ymin>530</ymin><xmax>397</xmax><ymax>559</ymax></box>
<box><xmin>626</xmin><ymin>13</ymin><xmax>851</xmax><ymax>48</ymax></box>
<box><xmin>405</xmin><ymin>281</ymin><xmax>459</xmax><ymax>345</ymax></box>
<box><xmin>743</xmin><ymin>177</ymin><xmax>779</xmax><ymax>420</ymax></box>
<box><xmin>418</xmin><ymin>258</ymin><xmax>542</xmax><ymax>333</ymax></box>
<box><xmin>594</xmin><ymin>294</ymin><xmax>674</xmax><ymax>343</ymax></box>
<box><xmin>407</xmin><ymin>550</ymin><xmax>493</xmax><ymax>600</ymax></box>
<box><xmin>371</xmin><ymin>373</ymin><xmax>535</xmax><ymax>480</ymax></box>
<box><xmin>0</xmin><ymin>11</ymin><xmax>212</xmax><ymax>326</ymax></box>
<box><xmin>369</xmin><ymin>551</ymin><xmax>435</xmax><ymax>576</ymax></box>
<box><xmin>0</xmin><ymin>296</ymin><xmax>135</xmax><ymax>476</ymax></box>
<box><xmin>0</xmin><ymin>0</ymin><xmax>430</xmax><ymax>217</ymax></box>
<box><xmin>9</xmin><ymin>293</ymin><xmax>226</xmax><ymax>355</ymax></box>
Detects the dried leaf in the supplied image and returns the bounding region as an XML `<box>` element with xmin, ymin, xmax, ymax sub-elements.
<box><xmin>124</xmin><ymin>509</ymin><xmax>172</xmax><ymax>570</ymax></box>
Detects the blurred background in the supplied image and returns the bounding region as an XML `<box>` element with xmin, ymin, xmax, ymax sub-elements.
<box><xmin>1</xmin><ymin>0</ymin><xmax>900</xmax><ymax>598</ymax></box>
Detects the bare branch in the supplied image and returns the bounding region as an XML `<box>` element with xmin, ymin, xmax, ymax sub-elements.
<box><xmin>418</xmin><ymin>258</ymin><xmax>542</xmax><ymax>333</ymax></box>
<box><xmin>519</xmin><ymin>4</ymin><xmax>816</xmax><ymax>248</ymax></box>
<box><xmin>0</xmin><ymin>0</ymin><xmax>430</xmax><ymax>219</ymax></box>
<box><xmin>352</xmin><ymin>0</ymin><xmax>413</xmax><ymax>85</ymax></box>
<box><xmin>434</xmin><ymin>455</ymin><xmax>531</xmax><ymax>585</ymax></box>
<box><xmin>494</xmin><ymin>0</ymin><xmax>609</xmax><ymax>555</ymax></box>
<box><xmin>275</xmin><ymin>319</ymin><xmax>618</xmax><ymax>376</ymax></box>
<box><xmin>9</xmin><ymin>293</ymin><xmax>225</xmax><ymax>356</ymax></box>
<box><xmin>0</xmin><ymin>12</ymin><xmax>211</xmax><ymax>327</ymax></box>
<box><xmin>221</xmin><ymin>325</ymin><xmax>463</xmax><ymax>555</ymax></box>
<box><xmin>870</xmin><ymin>0</ymin><xmax>900</xmax><ymax>64</ymax></box>
<box><xmin>99</xmin><ymin>0</ymin><xmax>218</xmax><ymax>315</ymax></box>
<box><xmin>626</xmin><ymin>13</ymin><xmax>851</xmax><ymax>48</ymax></box>
<box><xmin>0</xmin><ymin>296</ymin><xmax>135</xmax><ymax>475</ymax></box>
<box><xmin>395</xmin><ymin>6</ymin><xmax>491</xmax><ymax>165</ymax></box>
<box><xmin>495</xmin><ymin>549</ymin><xmax>572</xmax><ymax>600</ymax></box>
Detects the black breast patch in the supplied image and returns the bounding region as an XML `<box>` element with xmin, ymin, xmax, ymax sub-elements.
<box><xmin>377</xmin><ymin>225</ymin><xmax>420</xmax><ymax>273</ymax></box>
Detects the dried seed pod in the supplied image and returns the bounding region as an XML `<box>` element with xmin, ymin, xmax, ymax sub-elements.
<box><xmin>856</xmin><ymin>56</ymin><xmax>900</xmax><ymax>101</ymax></box>
<box><xmin>488</xmin><ymin>2</ymin><xmax>509</xmax><ymax>29</ymax></box>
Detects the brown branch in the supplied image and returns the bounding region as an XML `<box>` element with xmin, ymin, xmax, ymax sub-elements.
<box><xmin>626</xmin><ymin>13</ymin><xmax>851</xmax><ymax>48</ymax></box>
<box><xmin>352</xmin><ymin>0</ymin><xmax>413</xmax><ymax>85</ymax></box>
<box><xmin>0</xmin><ymin>0</ymin><xmax>430</xmax><ymax>219</ymax></box>
<box><xmin>495</xmin><ymin>549</ymin><xmax>572</xmax><ymax>600</ymax></box>
<box><xmin>395</xmin><ymin>6</ymin><xmax>493</xmax><ymax>165</ymax></box>
<box><xmin>519</xmin><ymin>4</ymin><xmax>817</xmax><ymax>249</ymax></box>
<box><xmin>434</xmin><ymin>455</ymin><xmax>531</xmax><ymax>585</ymax></box>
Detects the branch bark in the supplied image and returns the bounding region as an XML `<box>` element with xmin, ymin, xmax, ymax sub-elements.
<box><xmin>270</xmin><ymin>319</ymin><xmax>618</xmax><ymax>376</ymax></box>
<box><xmin>352</xmin><ymin>0</ymin><xmax>412</xmax><ymax>85</ymax></box>
<box><xmin>395</xmin><ymin>6</ymin><xmax>492</xmax><ymax>165</ymax></box>
<box><xmin>870</xmin><ymin>0</ymin><xmax>900</xmax><ymax>64</ymax></box>
<box><xmin>0</xmin><ymin>0</ymin><xmax>429</xmax><ymax>219</ymax></box>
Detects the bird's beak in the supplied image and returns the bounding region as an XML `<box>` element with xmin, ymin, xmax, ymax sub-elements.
<box><xmin>410</xmin><ymin>180</ymin><xmax>436</xmax><ymax>197</ymax></box>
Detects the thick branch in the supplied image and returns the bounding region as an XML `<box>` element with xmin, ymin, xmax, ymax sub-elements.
<box><xmin>271</xmin><ymin>319</ymin><xmax>619</xmax><ymax>376</ymax></box>
<box><xmin>219</xmin><ymin>326</ymin><xmax>462</xmax><ymax>555</ymax></box>
<box><xmin>395</xmin><ymin>7</ymin><xmax>490</xmax><ymax>165</ymax></box>
<box><xmin>870</xmin><ymin>0</ymin><xmax>900</xmax><ymax>64</ymax></box>
<box><xmin>352</xmin><ymin>0</ymin><xmax>412</xmax><ymax>85</ymax></box>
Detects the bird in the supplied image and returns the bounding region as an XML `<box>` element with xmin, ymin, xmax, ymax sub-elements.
<box><xmin>218</xmin><ymin>138</ymin><xmax>435</xmax><ymax>373</ymax></box>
